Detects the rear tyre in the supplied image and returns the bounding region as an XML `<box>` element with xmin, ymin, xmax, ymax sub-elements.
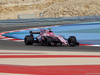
<box><xmin>68</xmin><ymin>36</ymin><xmax>77</xmax><ymax>46</ymax></box>
<box><xmin>45</xmin><ymin>37</ymin><xmax>53</xmax><ymax>46</ymax></box>
<box><xmin>24</xmin><ymin>35</ymin><xmax>34</xmax><ymax>45</ymax></box>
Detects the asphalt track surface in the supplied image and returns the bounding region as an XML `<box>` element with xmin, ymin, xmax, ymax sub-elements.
<box><xmin>0</xmin><ymin>24</ymin><xmax>100</xmax><ymax>52</ymax></box>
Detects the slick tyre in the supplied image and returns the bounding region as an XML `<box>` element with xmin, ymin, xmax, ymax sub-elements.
<box><xmin>46</xmin><ymin>37</ymin><xmax>53</xmax><ymax>46</ymax></box>
<box><xmin>68</xmin><ymin>36</ymin><xmax>77</xmax><ymax>46</ymax></box>
<box><xmin>24</xmin><ymin>35</ymin><xmax>34</xmax><ymax>45</ymax></box>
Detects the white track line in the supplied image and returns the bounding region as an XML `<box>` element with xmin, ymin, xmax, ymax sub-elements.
<box><xmin>87</xmin><ymin>45</ymin><xmax>100</xmax><ymax>47</ymax></box>
<box><xmin>0</xmin><ymin>58</ymin><xmax>100</xmax><ymax>66</ymax></box>
<box><xmin>0</xmin><ymin>50</ymin><xmax>100</xmax><ymax>55</ymax></box>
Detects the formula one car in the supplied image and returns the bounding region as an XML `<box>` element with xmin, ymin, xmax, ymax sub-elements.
<box><xmin>24</xmin><ymin>29</ymin><xmax>79</xmax><ymax>46</ymax></box>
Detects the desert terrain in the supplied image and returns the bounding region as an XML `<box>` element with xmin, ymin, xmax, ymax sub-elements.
<box><xmin>0</xmin><ymin>0</ymin><xmax>100</xmax><ymax>19</ymax></box>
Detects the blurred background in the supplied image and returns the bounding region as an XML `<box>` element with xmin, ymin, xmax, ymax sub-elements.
<box><xmin>0</xmin><ymin>0</ymin><xmax>100</xmax><ymax>20</ymax></box>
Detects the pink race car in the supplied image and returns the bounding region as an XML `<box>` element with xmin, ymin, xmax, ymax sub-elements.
<box><xmin>24</xmin><ymin>29</ymin><xmax>79</xmax><ymax>46</ymax></box>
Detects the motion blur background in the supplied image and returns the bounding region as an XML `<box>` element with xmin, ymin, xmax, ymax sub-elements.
<box><xmin>0</xmin><ymin>0</ymin><xmax>100</xmax><ymax>20</ymax></box>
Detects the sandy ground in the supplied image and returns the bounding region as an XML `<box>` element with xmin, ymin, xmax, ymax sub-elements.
<box><xmin>0</xmin><ymin>0</ymin><xmax>100</xmax><ymax>19</ymax></box>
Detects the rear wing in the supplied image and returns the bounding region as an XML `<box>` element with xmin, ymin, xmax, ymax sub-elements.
<box><xmin>29</xmin><ymin>29</ymin><xmax>46</xmax><ymax>35</ymax></box>
<box><xmin>30</xmin><ymin>31</ymin><xmax>40</xmax><ymax>34</ymax></box>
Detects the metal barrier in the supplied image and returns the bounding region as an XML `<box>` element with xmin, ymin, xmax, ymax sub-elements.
<box><xmin>0</xmin><ymin>15</ymin><xmax>100</xmax><ymax>25</ymax></box>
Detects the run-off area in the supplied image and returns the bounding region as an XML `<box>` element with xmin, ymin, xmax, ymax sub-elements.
<box><xmin>2</xmin><ymin>22</ymin><xmax>100</xmax><ymax>45</ymax></box>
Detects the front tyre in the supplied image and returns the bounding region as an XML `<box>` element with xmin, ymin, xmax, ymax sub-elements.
<box><xmin>24</xmin><ymin>35</ymin><xmax>34</xmax><ymax>45</ymax></box>
<box><xmin>68</xmin><ymin>36</ymin><xmax>77</xmax><ymax>46</ymax></box>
